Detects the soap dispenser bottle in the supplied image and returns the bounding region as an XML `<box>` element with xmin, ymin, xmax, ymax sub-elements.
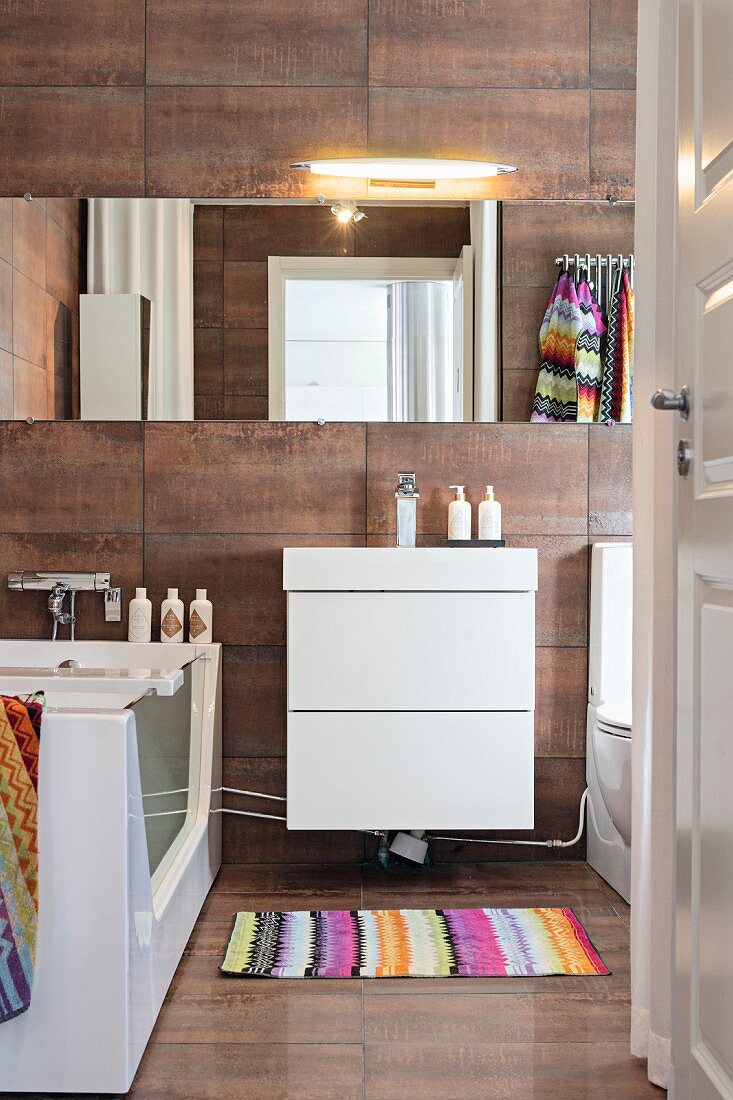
<box><xmin>128</xmin><ymin>587</ymin><xmax>152</xmax><ymax>643</ymax></box>
<box><xmin>160</xmin><ymin>588</ymin><xmax>184</xmax><ymax>643</ymax></box>
<box><xmin>448</xmin><ymin>485</ymin><xmax>471</xmax><ymax>540</ymax></box>
<box><xmin>189</xmin><ymin>589</ymin><xmax>213</xmax><ymax>643</ymax></box>
<box><xmin>478</xmin><ymin>485</ymin><xmax>502</xmax><ymax>540</ymax></box>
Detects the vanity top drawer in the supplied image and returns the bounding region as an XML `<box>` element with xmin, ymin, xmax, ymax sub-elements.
<box><xmin>287</xmin><ymin>591</ymin><xmax>535</xmax><ymax>712</ymax></box>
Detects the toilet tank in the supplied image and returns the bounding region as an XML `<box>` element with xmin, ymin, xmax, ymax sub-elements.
<box><xmin>589</xmin><ymin>542</ymin><xmax>633</xmax><ymax>706</ymax></box>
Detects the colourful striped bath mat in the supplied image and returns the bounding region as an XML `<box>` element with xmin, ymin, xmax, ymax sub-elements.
<box><xmin>221</xmin><ymin>907</ymin><xmax>608</xmax><ymax>979</ymax></box>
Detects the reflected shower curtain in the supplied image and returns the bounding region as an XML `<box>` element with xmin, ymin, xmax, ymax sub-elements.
<box><xmin>87</xmin><ymin>199</ymin><xmax>194</xmax><ymax>420</ymax></box>
<box><xmin>387</xmin><ymin>281</ymin><xmax>452</xmax><ymax>421</ymax></box>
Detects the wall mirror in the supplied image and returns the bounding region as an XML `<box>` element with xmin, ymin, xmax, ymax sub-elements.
<box><xmin>0</xmin><ymin>196</ymin><xmax>635</xmax><ymax>424</ymax></box>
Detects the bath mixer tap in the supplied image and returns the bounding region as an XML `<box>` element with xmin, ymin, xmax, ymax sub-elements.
<box><xmin>7</xmin><ymin>571</ymin><xmax>122</xmax><ymax>640</ymax></box>
<box><xmin>48</xmin><ymin>583</ymin><xmax>75</xmax><ymax>641</ymax></box>
<box><xmin>395</xmin><ymin>472</ymin><xmax>419</xmax><ymax>548</ymax></box>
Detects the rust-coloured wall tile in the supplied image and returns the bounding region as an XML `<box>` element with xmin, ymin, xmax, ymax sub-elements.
<box><xmin>369</xmin><ymin>0</ymin><xmax>589</xmax><ymax>89</ymax></box>
<box><xmin>367</xmin><ymin>89</ymin><xmax>590</xmax><ymax>200</ymax></box>
<box><xmin>502</xmin><ymin>285</ymin><xmax>553</xmax><ymax>372</ymax></box>
<box><xmin>502</xmin><ymin>202</ymin><xmax>635</xmax><ymax>286</ymax></box>
<box><xmin>353</xmin><ymin>205</ymin><xmax>470</xmax><ymax>258</ymax></box>
<box><xmin>502</xmin><ymin>370</ymin><xmax>539</xmax><ymax>423</ymax></box>
<box><xmin>591</xmin><ymin>90</ymin><xmax>636</xmax><ymax>200</ymax></box>
<box><xmin>12</xmin><ymin>198</ymin><xmax>46</xmax><ymax>288</ymax></box>
<box><xmin>193</xmin><ymin>395</ymin><xmax>224</xmax><ymax>420</ymax></box>
<box><xmin>193</xmin><ymin>329</ymin><xmax>224</xmax><ymax>396</ymax></box>
<box><xmin>0</xmin><ymin>88</ymin><xmax>145</xmax><ymax>197</ymax></box>
<box><xmin>12</xmin><ymin>356</ymin><xmax>47</xmax><ymax>419</ymax></box>
<box><xmin>146</xmin><ymin>87</ymin><xmax>367</xmax><ymax>197</ymax></box>
<box><xmin>0</xmin><ymin>533</ymin><xmax>142</xmax><ymax>640</ymax></box>
<box><xmin>222</xmin><ymin>758</ymin><xmax>365</xmax><ymax>863</ymax></box>
<box><xmin>0</xmin><ymin>349</ymin><xmax>12</xmax><ymax>417</ymax></box>
<box><xmin>193</xmin><ymin>261</ymin><xmax>223</xmax><ymax>328</ymax></box>
<box><xmin>535</xmin><ymin>647</ymin><xmax>588</xmax><ymax>756</ymax></box>
<box><xmin>504</xmin><ymin>535</ymin><xmax>589</xmax><ymax>646</ymax></box>
<box><xmin>224</xmin><ymin>205</ymin><xmax>353</xmax><ymax>262</ymax></box>
<box><xmin>145</xmin><ymin>421</ymin><xmax>366</xmax><ymax>533</ymax></box>
<box><xmin>0</xmin><ymin>0</ymin><xmax>145</xmax><ymax>85</ymax></box>
<box><xmin>0</xmin><ymin>260</ymin><xmax>11</xmax><ymax>354</ymax></box>
<box><xmin>223</xmin><ymin>395</ymin><xmax>269</xmax><ymax>420</ymax></box>
<box><xmin>366</xmin><ymin>423</ymin><xmax>589</xmax><ymax>536</ymax></box>
<box><xmin>193</xmin><ymin>206</ymin><xmax>223</xmax><ymax>262</ymax></box>
<box><xmin>45</xmin><ymin>215</ymin><xmax>79</xmax><ymax>311</ymax></box>
<box><xmin>590</xmin><ymin>0</ymin><xmax>638</xmax><ymax>89</ymax></box>
<box><xmin>224</xmin><ymin>262</ymin><xmax>268</xmax><ymax>328</ymax></box>
<box><xmin>45</xmin><ymin>199</ymin><xmax>81</xmax><ymax>240</ymax></box>
<box><xmin>223</xmin><ymin>329</ymin><xmax>268</xmax><ymax>395</ymax></box>
<box><xmin>0</xmin><ymin>202</ymin><xmax>12</xmax><ymax>264</ymax></box>
<box><xmin>589</xmin><ymin>425</ymin><xmax>633</xmax><ymax>535</ymax></box>
<box><xmin>223</xmin><ymin>646</ymin><xmax>286</xmax><ymax>757</ymax></box>
<box><xmin>146</xmin><ymin>0</ymin><xmax>368</xmax><ymax>87</ymax></box>
<box><xmin>144</xmin><ymin>533</ymin><xmax>365</xmax><ymax>646</ymax></box>
<box><xmin>12</xmin><ymin>271</ymin><xmax>47</xmax><ymax>369</ymax></box>
<box><xmin>0</xmin><ymin>421</ymin><xmax>143</xmax><ymax>532</ymax></box>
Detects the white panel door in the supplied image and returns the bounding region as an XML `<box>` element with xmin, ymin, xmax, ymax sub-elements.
<box><xmin>287</xmin><ymin>711</ymin><xmax>534</xmax><ymax>830</ymax></box>
<box><xmin>675</xmin><ymin>0</ymin><xmax>733</xmax><ymax>1094</ymax></box>
<box><xmin>287</xmin><ymin>591</ymin><xmax>535</xmax><ymax>712</ymax></box>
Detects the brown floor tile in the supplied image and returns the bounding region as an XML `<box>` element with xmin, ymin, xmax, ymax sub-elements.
<box><xmin>155</xmin><ymin>986</ymin><xmax>362</xmax><ymax>1045</ymax></box>
<box><xmin>130</xmin><ymin>1042</ymin><xmax>364</xmax><ymax>1099</ymax></box>
<box><xmin>365</xmin><ymin>1042</ymin><xmax>659</xmax><ymax>1098</ymax></box>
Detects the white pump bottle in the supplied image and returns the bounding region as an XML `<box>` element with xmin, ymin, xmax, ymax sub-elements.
<box><xmin>448</xmin><ymin>485</ymin><xmax>471</xmax><ymax>540</ymax></box>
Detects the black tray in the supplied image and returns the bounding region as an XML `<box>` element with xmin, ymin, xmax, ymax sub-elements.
<box><xmin>440</xmin><ymin>539</ymin><xmax>506</xmax><ymax>547</ymax></box>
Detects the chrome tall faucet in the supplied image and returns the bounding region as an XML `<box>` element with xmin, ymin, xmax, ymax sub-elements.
<box><xmin>7</xmin><ymin>571</ymin><xmax>122</xmax><ymax>640</ymax></box>
<box><xmin>395</xmin><ymin>472</ymin><xmax>419</xmax><ymax>548</ymax></box>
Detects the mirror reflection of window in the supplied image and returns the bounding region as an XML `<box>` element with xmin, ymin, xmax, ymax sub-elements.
<box><xmin>283</xmin><ymin>278</ymin><xmax>455</xmax><ymax>423</ymax></box>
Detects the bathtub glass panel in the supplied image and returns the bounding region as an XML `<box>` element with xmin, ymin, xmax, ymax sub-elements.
<box><xmin>130</xmin><ymin>656</ymin><xmax>205</xmax><ymax>887</ymax></box>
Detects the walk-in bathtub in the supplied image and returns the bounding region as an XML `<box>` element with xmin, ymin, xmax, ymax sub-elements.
<box><xmin>0</xmin><ymin>640</ymin><xmax>222</xmax><ymax>1094</ymax></box>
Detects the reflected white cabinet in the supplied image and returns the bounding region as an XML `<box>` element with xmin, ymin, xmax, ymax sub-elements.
<box><xmin>284</xmin><ymin>548</ymin><xmax>538</xmax><ymax>831</ymax></box>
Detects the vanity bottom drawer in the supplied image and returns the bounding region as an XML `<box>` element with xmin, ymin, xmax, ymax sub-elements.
<box><xmin>287</xmin><ymin>712</ymin><xmax>534</xmax><ymax>831</ymax></box>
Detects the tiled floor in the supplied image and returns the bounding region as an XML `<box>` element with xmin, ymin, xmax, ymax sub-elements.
<box><xmin>1</xmin><ymin>861</ymin><xmax>663</xmax><ymax>1099</ymax></box>
<box><xmin>121</xmin><ymin>860</ymin><xmax>663</xmax><ymax>1099</ymax></box>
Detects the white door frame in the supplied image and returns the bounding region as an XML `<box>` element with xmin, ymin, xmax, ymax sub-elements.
<box><xmin>631</xmin><ymin>0</ymin><xmax>677</xmax><ymax>1089</ymax></box>
<box><xmin>268</xmin><ymin>255</ymin><xmax>465</xmax><ymax>421</ymax></box>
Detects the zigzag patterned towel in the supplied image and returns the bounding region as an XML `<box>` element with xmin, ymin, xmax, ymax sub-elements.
<box><xmin>531</xmin><ymin>272</ymin><xmax>583</xmax><ymax>422</ymax></box>
<box><xmin>221</xmin><ymin>907</ymin><xmax>609</xmax><ymax>978</ymax></box>
<box><xmin>599</xmin><ymin>268</ymin><xmax>634</xmax><ymax>423</ymax></box>
<box><xmin>576</xmin><ymin>277</ymin><xmax>606</xmax><ymax>423</ymax></box>
<box><xmin>0</xmin><ymin>695</ymin><xmax>42</xmax><ymax>1023</ymax></box>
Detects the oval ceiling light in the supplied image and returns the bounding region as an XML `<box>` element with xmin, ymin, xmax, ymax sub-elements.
<box><xmin>291</xmin><ymin>157</ymin><xmax>517</xmax><ymax>184</ymax></box>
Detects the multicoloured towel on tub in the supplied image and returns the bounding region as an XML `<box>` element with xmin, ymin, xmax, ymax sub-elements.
<box><xmin>0</xmin><ymin>695</ymin><xmax>42</xmax><ymax>1023</ymax></box>
<box><xmin>221</xmin><ymin>907</ymin><xmax>609</xmax><ymax>978</ymax></box>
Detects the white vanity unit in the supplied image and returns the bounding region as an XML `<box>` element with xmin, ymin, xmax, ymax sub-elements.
<box><xmin>284</xmin><ymin>547</ymin><xmax>538</xmax><ymax>831</ymax></box>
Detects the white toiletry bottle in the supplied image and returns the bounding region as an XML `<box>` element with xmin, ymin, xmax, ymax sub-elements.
<box><xmin>160</xmin><ymin>587</ymin><xmax>185</xmax><ymax>643</ymax></box>
<box><xmin>448</xmin><ymin>485</ymin><xmax>472</xmax><ymax>540</ymax></box>
<box><xmin>128</xmin><ymin>587</ymin><xmax>152</xmax><ymax>643</ymax></box>
<box><xmin>478</xmin><ymin>485</ymin><xmax>502</xmax><ymax>540</ymax></box>
<box><xmin>189</xmin><ymin>588</ymin><xmax>213</xmax><ymax>643</ymax></box>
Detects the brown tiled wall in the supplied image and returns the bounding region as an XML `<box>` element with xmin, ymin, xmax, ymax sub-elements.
<box><xmin>193</xmin><ymin>204</ymin><xmax>471</xmax><ymax>419</ymax></box>
<box><xmin>0</xmin><ymin>198</ymin><xmax>84</xmax><ymax>419</ymax></box>
<box><xmin>501</xmin><ymin>201</ymin><xmax>636</xmax><ymax>421</ymax></box>
<box><xmin>0</xmin><ymin>419</ymin><xmax>631</xmax><ymax>863</ymax></box>
<box><xmin>0</xmin><ymin>1</ymin><xmax>637</xmax><ymax>198</ymax></box>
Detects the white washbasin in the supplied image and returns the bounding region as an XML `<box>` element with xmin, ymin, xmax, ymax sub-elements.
<box><xmin>283</xmin><ymin>546</ymin><xmax>537</xmax><ymax>591</ymax></box>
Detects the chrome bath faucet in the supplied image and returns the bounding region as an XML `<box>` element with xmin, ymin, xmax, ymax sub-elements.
<box><xmin>395</xmin><ymin>472</ymin><xmax>419</xmax><ymax>548</ymax></box>
<box><xmin>7</xmin><ymin>571</ymin><xmax>122</xmax><ymax>641</ymax></box>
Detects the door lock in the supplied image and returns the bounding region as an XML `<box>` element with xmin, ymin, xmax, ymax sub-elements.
<box><xmin>677</xmin><ymin>439</ymin><xmax>692</xmax><ymax>476</ymax></box>
<box><xmin>651</xmin><ymin>385</ymin><xmax>690</xmax><ymax>419</ymax></box>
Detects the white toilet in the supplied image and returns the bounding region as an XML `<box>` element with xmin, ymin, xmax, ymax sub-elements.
<box><xmin>586</xmin><ymin>542</ymin><xmax>633</xmax><ymax>903</ymax></box>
